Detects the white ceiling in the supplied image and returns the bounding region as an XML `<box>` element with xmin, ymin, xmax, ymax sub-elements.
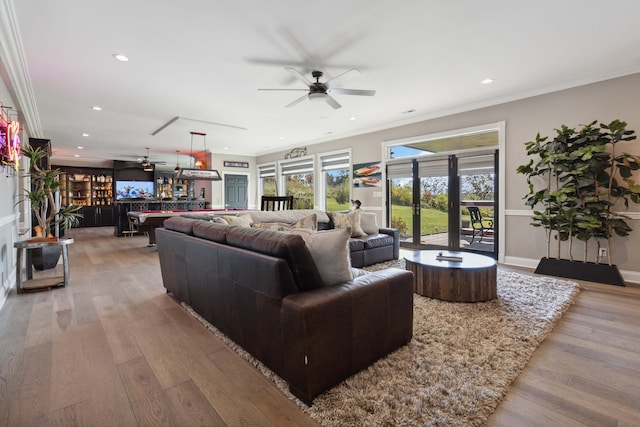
<box><xmin>5</xmin><ymin>0</ymin><xmax>640</xmax><ymax>167</ymax></box>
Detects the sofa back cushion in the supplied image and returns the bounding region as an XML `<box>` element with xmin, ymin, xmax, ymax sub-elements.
<box><xmin>225</xmin><ymin>226</ymin><xmax>324</xmax><ymax>292</ymax></box>
<box><xmin>192</xmin><ymin>221</ymin><xmax>229</xmax><ymax>243</ymax></box>
<box><xmin>163</xmin><ymin>216</ymin><xmax>196</xmax><ymax>235</ymax></box>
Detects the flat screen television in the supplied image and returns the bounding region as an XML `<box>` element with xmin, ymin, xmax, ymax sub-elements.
<box><xmin>115</xmin><ymin>180</ymin><xmax>154</xmax><ymax>200</ymax></box>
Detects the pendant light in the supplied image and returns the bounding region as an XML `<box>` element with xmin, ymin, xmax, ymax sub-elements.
<box><xmin>174</xmin><ymin>150</ymin><xmax>181</xmax><ymax>173</ymax></box>
<box><xmin>174</xmin><ymin>132</ymin><xmax>222</xmax><ymax>180</ymax></box>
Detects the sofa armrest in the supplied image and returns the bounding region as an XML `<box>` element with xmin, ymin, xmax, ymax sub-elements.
<box><xmin>378</xmin><ymin>227</ymin><xmax>400</xmax><ymax>259</ymax></box>
<box><xmin>281</xmin><ymin>268</ymin><xmax>414</xmax><ymax>404</ymax></box>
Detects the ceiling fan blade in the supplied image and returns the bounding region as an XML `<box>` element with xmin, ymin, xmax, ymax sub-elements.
<box><xmin>324</xmin><ymin>95</ymin><xmax>342</xmax><ymax>109</ymax></box>
<box><xmin>258</xmin><ymin>88</ymin><xmax>308</xmax><ymax>91</ymax></box>
<box><xmin>285</xmin><ymin>94</ymin><xmax>309</xmax><ymax>108</ymax></box>
<box><xmin>326</xmin><ymin>68</ymin><xmax>360</xmax><ymax>87</ymax></box>
<box><xmin>329</xmin><ymin>88</ymin><xmax>376</xmax><ymax>96</ymax></box>
<box><xmin>285</xmin><ymin>67</ymin><xmax>313</xmax><ymax>87</ymax></box>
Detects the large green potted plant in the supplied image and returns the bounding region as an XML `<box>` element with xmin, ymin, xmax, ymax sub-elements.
<box><xmin>20</xmin><ymin>143</ymin><xmax>82</xmax><ymax>269</ymax></box>
<box><xmin>517</xmin><ymin>120</ymin><xmax>640</xmax><ymax>286</ymax></box>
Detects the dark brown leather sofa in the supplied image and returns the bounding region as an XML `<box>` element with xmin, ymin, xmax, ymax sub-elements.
<box><xmin>156</xmin><ymin>216</ymin><xmax>414</xmax><ymax>405</ymax></box>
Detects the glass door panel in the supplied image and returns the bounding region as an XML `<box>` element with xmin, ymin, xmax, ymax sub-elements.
<box><xmin>458</xmin><ymin>154</ymin><xmax>496</xmax><ymax>254</ymax></box>
<box><xmin>388</xmin><ymin>160</ymin><xmax>416</xmax><ymax>244</ymax></box>
<box><xmin>418</xmin><ymin>159</ymin><xmax>449</xmax><ymax>248</ymax></box>
<box><xmin>389</xmin><ymin>176</ymin><xmax>415</xmax><ymax>245</ymax></box>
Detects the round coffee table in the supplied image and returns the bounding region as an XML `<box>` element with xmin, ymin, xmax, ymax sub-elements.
<box><xmin>404</xmin><ymin>250</ymin><xmax>497</xmax><ymax>302</ymax></box>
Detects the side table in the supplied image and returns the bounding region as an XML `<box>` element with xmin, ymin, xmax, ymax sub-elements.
<box><xmin>14</xmin><ymin>238</ymin><xmax>74</xmax><ymax>293</ymax></box>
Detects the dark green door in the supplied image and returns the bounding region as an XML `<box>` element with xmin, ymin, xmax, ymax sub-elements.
<box><xmin>225</xmin><ymin>174</ymin><xmax>247</xmax><ymax>209</ymax></box>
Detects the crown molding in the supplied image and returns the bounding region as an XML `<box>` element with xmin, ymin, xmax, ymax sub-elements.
<box><xmin>0</xmin><ymin>0</ymin><xmax>42</xmax><ymax>137</ymax></box>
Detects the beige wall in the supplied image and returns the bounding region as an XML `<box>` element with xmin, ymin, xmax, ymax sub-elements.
<box><xmin>258</xmin><ymin>73</ymin><xmax>640</xmax><ymax>281</ymax></box>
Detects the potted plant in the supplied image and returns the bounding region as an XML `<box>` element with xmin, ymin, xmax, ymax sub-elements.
<box><xmin>517</xmin><ymin>120</ymin><xmax>640</xmax><ymax>286</ymax></box>
<box><xmin>19</xmin><ymin>143</ymin><xmax>82</xmax><ymax>269</ymax></box>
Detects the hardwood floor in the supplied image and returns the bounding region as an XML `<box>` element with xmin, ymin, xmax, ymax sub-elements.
<box><xmin>1</xmin><ymin>227</ymin><xmax>639</xmax><ymax>426</ymax></box>
<box><xmin>0</xmin><ymin>227</ymin><xmax>318</xmax><ymax>427</ymax></box>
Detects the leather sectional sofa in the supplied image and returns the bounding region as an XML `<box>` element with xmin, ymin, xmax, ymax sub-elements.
<box><xmin>156</xmin><ymin>216</ymin><xmax>414</xmax><ymax>405</ymax></box>
<box><xmin>184</xmin><ymin>209</ymin><xmax>400</xmax><ymax>268</ymax></box>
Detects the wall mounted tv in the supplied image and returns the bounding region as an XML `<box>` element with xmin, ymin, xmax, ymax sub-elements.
<box><xmin>115</xmin><ymin>180</ymin><xmax>154</xmax><ymax>200</ymax></box>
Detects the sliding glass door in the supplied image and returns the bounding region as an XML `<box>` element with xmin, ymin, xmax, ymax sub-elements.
<box><xmin>387</xmin><ymin>150</ymin><xmax>498</xmax><ymax>258</ymax></box>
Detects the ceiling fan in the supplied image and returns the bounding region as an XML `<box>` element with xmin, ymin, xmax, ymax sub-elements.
<box><xmin>259</xmin><ymin>67</ymin><xmax>376</xmax><ymax>109</ymax></box>
<box><xmin>140</xmin><ymin>147</ymin><xmax>165</xmax><ymax>171</ymax></box>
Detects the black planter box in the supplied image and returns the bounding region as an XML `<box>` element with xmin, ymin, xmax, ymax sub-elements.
<box><xmin>534</xmin><ymin>257</ymin><xmax>625</xmax><ymax>286</ymax></box>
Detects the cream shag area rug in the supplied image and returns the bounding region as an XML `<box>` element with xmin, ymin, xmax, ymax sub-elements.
<box><xmin>182</xmin><ymin>261</ymin><xmax>580</xmax><ymax>426</ymax></box>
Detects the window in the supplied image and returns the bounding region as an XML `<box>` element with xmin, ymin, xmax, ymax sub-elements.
<box><xmin>320</xmin><ymin>151</ymin><xmax>350</xmax><ymax>211</ymax></box>
<box><xmin>280</xmin><ymin>156</ymin><xmax>314</xmax><ymax>209</ymax></box>
<box><xmin>258</xmin><ymin>163</ymin><xmax>276</xmax><ymax>196</ymax></box>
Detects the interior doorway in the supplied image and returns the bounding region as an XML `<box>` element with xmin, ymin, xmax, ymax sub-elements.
<box><xmin>224</xmin><ymin>174</ymin><xmax>248</xmax><ymax>209</ymax></box>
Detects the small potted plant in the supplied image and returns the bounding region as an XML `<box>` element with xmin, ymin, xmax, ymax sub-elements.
<box><xmin>19</xmin><ymin>143</ymin><xmax>82</xmax><ymax>269</ymax></box>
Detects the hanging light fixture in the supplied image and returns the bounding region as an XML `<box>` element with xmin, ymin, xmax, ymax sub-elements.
<box><xmin>142</xmin><ymin>147</ymin><xmax>153</xmax><ymax>172</ymax></box>
<box><xmin>175</xmin><ymin>132</ymin><xmax>222</xmax><ymax>180</ymax></box>
<box><xmin>174</xmin><ymin>150</ymin><xmax>181</xmax><ymax>173</ymax></box>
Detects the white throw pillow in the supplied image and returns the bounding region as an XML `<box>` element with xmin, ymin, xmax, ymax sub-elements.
<box><xmin>360</xmin><ymin>212</ymin><xmax>379</xmax><ymax>235</ymax></box>
<box><xmin>290</xmin><ymin>228</ymin><xmax>353</xmax><ymax>286</ymax></box>
<box><xmin>331</xmin><ymin>210</ymin><xmax>366</xmax><ymax>237</ymax></box>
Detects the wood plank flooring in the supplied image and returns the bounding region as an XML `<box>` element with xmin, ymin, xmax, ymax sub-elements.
<box><xmin>0</xmin><ymin>227</ymin><xmax>317</xmax><ymax>427</ymax></box>
<box><xmin>1</xmin><ymin>227</ymin><xmax>639</xmax><ymax>426</ymax></box>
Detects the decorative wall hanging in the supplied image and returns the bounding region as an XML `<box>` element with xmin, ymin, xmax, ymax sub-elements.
<box><xmin>1</xmin><ymin>104</ymin><xmax>21</xmax><ymax>171</ymax></box>
<box><xmin>223</xmin><ymin>161</ymin><xmax>249</xmax><ymax>168</ymax></box>
<box><xmin>284</xmin><ymin>147</ymin><xmax>307</xmax><ymax>159</ymax></box>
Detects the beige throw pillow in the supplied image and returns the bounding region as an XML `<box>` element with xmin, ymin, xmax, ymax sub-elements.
<box><xmin>332</xmin><ymin>210</ymin><xmax>365</xmax><ymax>237</ymax></box>
<box><xmin>360</xmin><ymin>212</ymin><xmax>379</xmax><ymax>235</ymax></box>
<box><xmin>223</xmin><ymin>215</ymin><xmax>253</xmax><ymax>228</ymax></box>
<box><xmin>210</xmin><ymin>216</ymin><xmax>229</xmax><ymax>225</ymax></box>
<box><xmin>252</xmin><ymin>214</ymin><xmax>317</xmax><ymax>231</ymax></box>
<box><xmin>290</xmin><ymin>228</ymin><xmax>353</xmax><ymax>287</ymax></box>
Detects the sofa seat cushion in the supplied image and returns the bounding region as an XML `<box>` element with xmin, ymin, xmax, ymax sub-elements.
<box><xmin>225</xmin><ymin>226</ymin><xmax>324</xmax><ymax>292</ymax></box>
<box><xmin>361</xmin><ymin>233</ymin><xmax>394</xmax><ymax>249</ymax></box>
<box><xmin>348</xmin><ymin>238</ymin><xmax>365</xmax><ymax>252</ymax></box>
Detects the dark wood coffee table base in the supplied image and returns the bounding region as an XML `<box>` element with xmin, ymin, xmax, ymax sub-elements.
<box><xmin>405</xmin><ymin>251</ymin><xmax>497</xmax><ymax>302</ymax></box>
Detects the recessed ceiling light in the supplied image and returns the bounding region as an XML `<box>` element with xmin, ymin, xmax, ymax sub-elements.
<box><xmin>81</xmin><ymin>133</ymin><xmax>89</xmax><ymax>137</ymax></box>
<box><xmin>481</xmin><ymin>78</ymin><xmax>494</xmax><ymax>85</ymax></box>
<box><xmin>223</xmin><ymin>147</ymin><xmax>229</xmax><ymax>150</ymax></box>
<box><xmin>349</xmin><ymin>117</ymin><xmax>356</xmax><ymax>121</ymax></box>
<box><xmin>92</xmin><ymin>106</ymin><xmax>102</xmax><ymax>111</ymax></box>
<box><xmin>112</xmin><ymin>53</ymin><xmax>129</xmax><ymax>62</ymax></box>
<box><xmin>279</xmin><ymin>136</ymin><xmax>285</xmax><ymax>140</ymax></box>
<box><xmin>74</xmin><ymin>154</ymin><xmax>80</xmax><ymax>158</ymax></box>
<box><xmin>77</xmin><ymin>146</ymin><xmax>84</xmax><ymax>149</ymax></box>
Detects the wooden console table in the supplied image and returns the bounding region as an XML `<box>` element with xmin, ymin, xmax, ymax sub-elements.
<box><xmin>14</xmin><ymin>238</ymin><xmax>74</xmax><ymax>293</ymax></box>
<box><xmin>405</xmin><ymin>250</ymin><xmax>497</xmax><ymax>302</ymax></box>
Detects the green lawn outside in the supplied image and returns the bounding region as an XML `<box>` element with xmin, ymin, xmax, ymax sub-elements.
<box><xmin>391</xmin><ymin>205</ymin><xmax>449</xmax><ymax>237</ymax></box>
<box><xmin>326</xmin><ymin>198</ymin><xmax>350</xmax><ymax>212</ymax></box>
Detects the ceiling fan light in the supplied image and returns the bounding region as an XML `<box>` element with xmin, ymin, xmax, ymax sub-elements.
<box><xmin>308</xmin><ymin>92</ymin><xmax>327</xmax><ymax>102</ymax></box>
<box><xmin>143</xmin><ymin>164</ymin><xmax>153</xmax><ymax>172</ymax></box>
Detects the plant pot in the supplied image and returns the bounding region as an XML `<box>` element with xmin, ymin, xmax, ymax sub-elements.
<box><xmin>534</xmin><ymin>257</ymin><xmax>625</xmax><ymax>286</ymax></box>
<box><xmin>30</xmin><ymin>244</ymin><xmax>62</xmax><ymax>271</ymax></box>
